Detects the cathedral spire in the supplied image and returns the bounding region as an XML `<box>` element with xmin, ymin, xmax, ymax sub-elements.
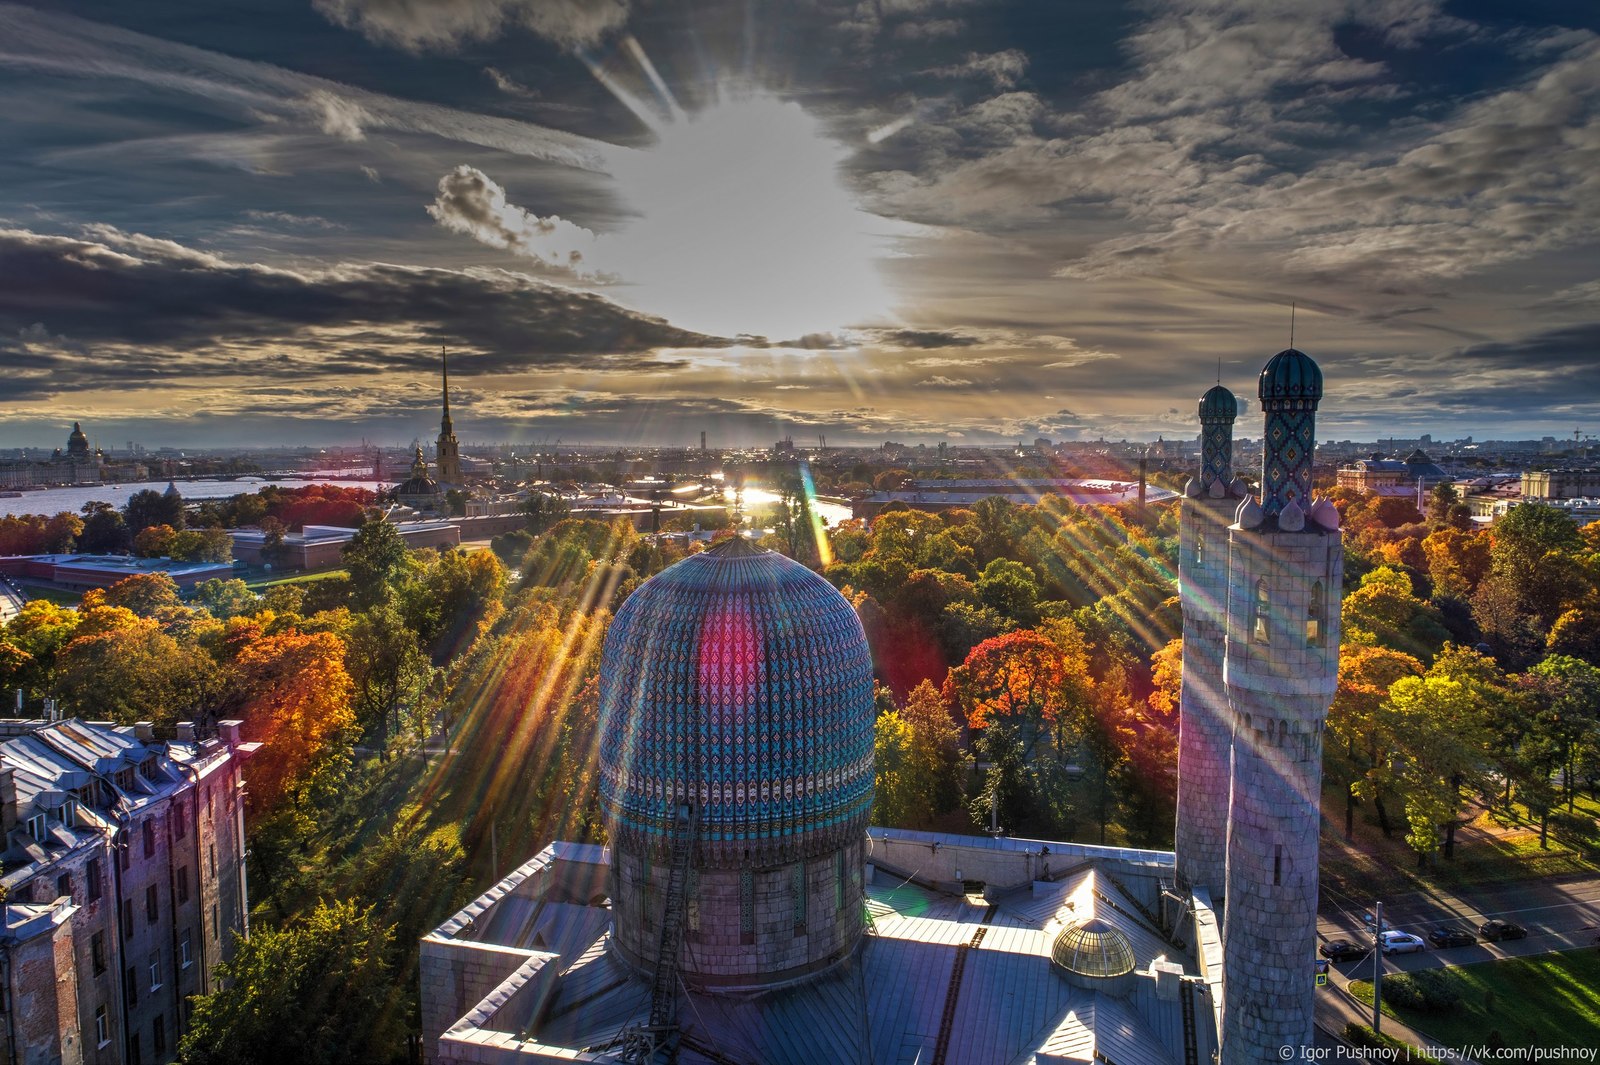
<box><xmin>441</xmin><ymin>347</ymin><xmax>453</xmax><ymax>433</ymax></box>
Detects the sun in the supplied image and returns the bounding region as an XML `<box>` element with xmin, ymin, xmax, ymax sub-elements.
<box><xmin>602</xmin><ymin>93</ymin><xmax>893</xmax><ymax>342</ymax></box>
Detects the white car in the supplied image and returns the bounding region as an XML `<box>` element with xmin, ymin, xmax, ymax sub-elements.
<box><xmin>1379</xmin><ymin>931</ymin><xmax>1426</xmax><ymax>955</ymax></box>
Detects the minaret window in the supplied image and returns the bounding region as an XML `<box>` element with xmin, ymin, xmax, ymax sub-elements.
<box><xmin>1306</xmin><ymin>581</ymin><xmax>1326</xmax><ymax>646</ymax></box>
<box><xmin>1194</xmin><ymin>528</ymin><xmax>1206</xmax><ymax>570</ymax></box>
<box><xmin>1273</xmin><ymin>845</ymin><xmax>1283</xmax><ymax>886</ymax></box>
<box><xmin>1253</xmin><ymin>578</ymin><xmax>1270</xmax><ymax>643</ymax></box>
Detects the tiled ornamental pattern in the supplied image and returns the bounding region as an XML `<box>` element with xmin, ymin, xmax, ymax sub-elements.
<box><xmin>597</xmin><ymin>537</ymin><xmax>875</xmax><ymax>869</ymax></box>
<box><xmin>1256</xmin><ymin>349</ymin><xmax>1323</xmax><ymax>519</ymax></box>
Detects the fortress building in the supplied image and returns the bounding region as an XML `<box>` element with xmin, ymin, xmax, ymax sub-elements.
<box><xmin>421</xmin><ymin>346</ymin><xmax>1342</xmax><ymax>1065</ymax></box>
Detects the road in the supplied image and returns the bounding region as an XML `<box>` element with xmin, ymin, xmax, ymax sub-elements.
<box><xmin>0</xmin><ymin>578</ymin><xmax>24</xmax><ymax>623</ymax></box>
<box><xmin>1316</xmin><ymin>872</ymin><xmax>1600</xmax><ymax>976</ymax></box>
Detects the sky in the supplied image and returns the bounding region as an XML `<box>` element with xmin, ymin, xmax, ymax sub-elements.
<box><xmin>2</xmin><ymin>0</ymin><xmax>1598</xmax><ymax>450</ymax></box>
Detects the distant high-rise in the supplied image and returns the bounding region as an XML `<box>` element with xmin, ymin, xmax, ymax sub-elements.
<box><xmin>436</xmin><ymin>348</ymin><xmax>462</xmax><ymax>484</ymax></box>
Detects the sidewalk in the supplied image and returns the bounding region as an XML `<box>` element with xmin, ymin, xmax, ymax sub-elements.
<box><xmin>1320</xmin><ymin>964</ymin><xmax>1481</xmax><ymax>1064</ymax></box>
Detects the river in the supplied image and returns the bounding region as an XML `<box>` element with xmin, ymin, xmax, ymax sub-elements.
<box><xmin>0</xmin><ymin>478</ymin><xmax>385</xmax><ymax>519</ymax></box>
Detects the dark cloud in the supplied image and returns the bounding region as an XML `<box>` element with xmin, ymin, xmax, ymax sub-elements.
<box><xmin>313</xmin><ymin>0</ymin><xmax>630</xmax><ymax>53</ymax></box>
<box><xmin>0</xmin><ymin>225</ymin><xmax>730</xmax><ymax>400</ymax></box>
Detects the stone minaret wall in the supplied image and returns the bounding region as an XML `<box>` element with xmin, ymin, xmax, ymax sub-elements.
<box><xmin>1219</xmin><ymin>349</ymin><xmax>1342</xmax><ymax>1063</ymax></box>
<box><xmin>1175</xmin><ymin>386</ymin><xmax>1241</xmax><ymax>896</ymax></box>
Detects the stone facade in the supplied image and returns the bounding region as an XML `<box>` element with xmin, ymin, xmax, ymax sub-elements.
<box><xmin>1219</xmin><ymin>527</ymin><xmax>1341</xmax><ymax>1061</ymax></box>
<box><xmin>1176</xmin><ymin>385</ymin><xmax>1243</xmax><ymax>897</ymax></box>
<box><xmin>610</xmin><ymin>837</ymin><xmax>865</xmax><ymax>988</ymax></box>
<box><xmin>0</xmin><ymin>719</ymin><xmax>256</xmax><ymax>1065</ymax></box>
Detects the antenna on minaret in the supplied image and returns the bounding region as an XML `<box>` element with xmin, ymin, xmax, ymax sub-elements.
<box><xmin>1216</xmin><ymin>358</ymin><xmax>1221</xmax><ymax>385</ymax></box>
<box><xmin>1290</xmin><ymin>302</ymin><xmax>1296</xmax><ymax>349</ymax></box>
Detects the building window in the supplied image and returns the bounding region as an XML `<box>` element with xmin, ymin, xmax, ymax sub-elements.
<box><xmin>63</xmin><ymin>799</ymin><xmax>78</xmax><ymax>827</ymax></box>
<box><xmin>88</xmin><ymin>859</ymin><xmax>103</xmax><ymax>902</ymax></box>
<box><xmin>174</xmin><ymin>805</ymin><xmax>185</xmax><ymax>841</ymax></box>
<box><xmin>1194</xmin><ymin>528</ymin><xmax>1206</xmax><ymax>569</ymax></box>
<box><xmin>95</xmin><ymin>1005</ymin><xmax>110</xmax><ymax>1047</ymax></box>
<box><xmin>1274</xmin><ymin>845</ymin><xmax>1283</xmax><ymax>886</ymax></box>
<box><xmin>205</xmin><ymin>786</ymin><xmax>213</xmax><ymax>821</ymax></box>
<box><xmin>92</xmin><ymin>931</ymin><xmax>107</xmax><ymax>975</ymax></box>
<box><xmin>153</xmin><ymin>1014</ymin><xmax>166</xmax><ymax>1057</ymax></box>
<box><xmin>792</xmin><ymin>864</ymin><xmax>808</xmax><ymax>936</ymax></box>
<box><xmin>122</xmin><ymin>899</ymin><xmax>134</xmax><ymax>941</ymax></box>
<box><xmin>209</xmin><ymin>844</ymin><xmax>217</xmax><ymax>880</ymax></box>
<box><xmin>1253</xmin><ymin>577</ymin><xmax>1270</xmax><ymax>643</ymax></box>
<box><xmin>57</xmin><ymin>871</ymin><xmax>72</xmax><ymax>900</ymax></box>
<box><xmin>212</xmin><ymin>904</ymin><xmax>219</xmax><ymax>939</ymax></box>
<box><xmin>149</xmin><ymin>949</ymin><xmax>162</xmax><ymax>991</ymax></box>
<box><xmin>180</xmin><ymin>929</ymin><xmax>192</xmax><ymax>969</ymax></box>
<box><xmin>836</xmin><ymin>852</ymin><xmax>846</xmax><ymax>913</ymax></box>
<box><xmin>120</xmin><ymin>841</ymin><xmax>130</xmax><ymax>872</ymax></box>
<box><xmin>739</xmin><ymin>868</ymin><xmax>755</xmax><ymax>946</ymax></box>
<box><xmin>147</xmin><ymin>884</ymin><xmax>159</xmax><ymax>924</ymax></box>
<box><xmin>178</xmin><ymin>866</ymin><xmax>190</xmax><ymax>904</ymax></box>
<box><xmin>130</xmin><ymin>1031</ymin><xmax>141</xmax><ymax>1065</ymax></box>
<box><xmin>1307</xmin><ymin>581</ymin><xmax>1326</xmax><ymax>646</ymax></box>
<box><xmin>125</xmin><ymin>966</ymin><xmax>138</xmax><ymax>1007</ymax></box>
<box><xmin>25</xmin><ymin>812</ymin><xmax>47</xmax><ymax>842</ymax></box>
<box><xmin>142</xmin><ymin>820</ymin><xmax>155</xmax><ymax>859</ymax></box>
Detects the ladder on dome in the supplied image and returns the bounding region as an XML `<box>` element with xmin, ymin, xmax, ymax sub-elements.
<box><xmin>619</xmin><ymin>801</ymin><xmax>698</xmax><ymax>1064</ymax></box>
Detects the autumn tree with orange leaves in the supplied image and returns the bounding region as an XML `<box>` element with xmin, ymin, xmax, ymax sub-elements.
<box><xmin>232</xmin><ymin>630</ymin><xmax>356</xmax><ymax>813</ymax></box>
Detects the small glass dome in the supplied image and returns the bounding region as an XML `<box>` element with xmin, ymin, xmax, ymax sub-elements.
<box><xmin>1051</xmin><ymin>918</ymin><xmax>1136</xmax><ymax>980</ymax></box>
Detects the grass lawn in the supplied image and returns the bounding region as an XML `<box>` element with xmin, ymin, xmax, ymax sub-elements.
<box><xmin>15</xmin><ymin>584</ymin><xmax>83</xmax><ymax>608</ymax></box>
<box><xmin>1349</xmin><ymin>951</ymin><xmax>1600</xmax><ymax>1050</ymax></box>
<box><xmin>243</xmin><ymin>568</ymin><xmax>348</xmax><ymax>591</ymax></box>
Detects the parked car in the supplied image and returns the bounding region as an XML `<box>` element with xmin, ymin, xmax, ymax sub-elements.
<box><xmin>1379</xmin><ymin>930</ymin><xmax>1426</xmax><ymax>955</ymax></box>
<box><xmin>1319</xmin><ymin>939</ymin><xmax>1366</xmax><ymax>962</ymax></box>
<box><xmin>1427</xmin><ymin>925</ymin><xmax>1476</xmax><ymax>948</ymax></box>
<box><xmin>1479</xmin><ymin>920</ymin><xmax>1527</xmax><ymax>942</ymax></box>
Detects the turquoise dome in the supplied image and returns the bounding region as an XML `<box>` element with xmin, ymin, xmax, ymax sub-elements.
<box><xmin>1258</xmin><ymin>348</ymin><xmax>1323</xmax><ymax>403</ymax></box>
<box><xmin>597</xmin><ymin>538</ymin><xmax>874</xmax><ymax>867</ymax></box>
<box><xmin>1198</xmin><ymin>384</ymin><xmax>1238</xmax><ymax>421</ymax></box>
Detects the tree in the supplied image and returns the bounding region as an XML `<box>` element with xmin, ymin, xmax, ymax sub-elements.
<box><xmin>519</xmin><ymin>492</ymin><xmax>571</xmax><ymax>535</ymax></box>
<box><xmin>1326</xmin><ymin>645</ymin><xmax>1424</xmax><ymax>839</ymax></box>
<box><xmin>944</xmin><ymin>628</ymin><xmax>1088</xmax><ymax>761</ymax></box>
<box><xmin>169</xmin><ymin>527</ymin><xmax>233</xmax><ymax>563</ymax></box>
<box><xmin>124</xmin><ymin>488</ymin><xmax>183</xmax><ymax>535</ymax></box>
<box><xmin>78</xmin><ymin>501</ymin><xmax>130</xmax><ymax>553</ymax></box>
<box><xmin>100</xmin><ymin>572</ymin><xmax>182</xmax><ymax>616</ymax></box>
<box><xmin>192</xmin><ymin>579</ymin><xmax>258</xmax><ymax>620</ymax></box>
<box><xmin>231</xmin><ymin>630</ymin><xmax>356</xmax><ymax>811</ymax></box>
<box><xmin>133</xmin><ymin>523</ymin><xmax>177</xmax><ymax>558</ymax></box>
<box><xmin>894</xmin><ymin>681</ymin><xmax>968</xmax><ymax>824</ymax></box>
<box><xmin>3</xmin><ymin>600</ymin><xmax>81</xmax><ymax>695</ymax></box>
<box><xmin>53</xmin><ymin>609</ymin><xmax>218</xmax><ymax>726</ymax></box>
<box><xmin>976</xmin><ymin>558</ymin><xmax>1041</xmax><ymax>625</ymax></box>
<box><xmin>345</xmin><ymin>603</ymin><xmax>432</xmax><ymax>750</ymax></box>
<box><xmin>1421</xmin><ymin>527</ymin><xmax>1491</xmax><ymax>601</ymax></box>
<box><xmin>872</xmin><ymin>709</ymin><xmax>918</xmax><ymax>827</ymax></box>
<box><xmin>342</xmin><ymin>518</ymin><xmax>412</xmax><ymax>610</ymax></box>
<box><xmin>1341</xmin><ymin>566</ymin><xmax>1449</xmax><ymax>660</ymax></box>
<box><xmin>1523</xmin><ymin>655</ymin><xmax>1600</xmax><ymax>815</ymax></box>
<box><xmin>259</xmin><ymin>516</ymin><xmax>292</xmax><ymax>569</ymax></box>
<box><xmin>1387</xmin><ymin>673</ymin><xmax>1490</xmax><ymax>865</ymax></box>
<box><xmin>179</xmin><ymin>900</ymin><xmax>402</xmax><ymax>1065</ymax></box>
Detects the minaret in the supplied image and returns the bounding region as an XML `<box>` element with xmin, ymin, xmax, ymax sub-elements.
<box><xmin>1219</xmin><ymin>349</ymin><xmax>1342</xmax><ymax>1062</ymax></box>
<box><xmin>437</xmin><ymin>347</ymin><xmax>462</xmax><ymax>483</ymax></box>
<box><xmin>1175</xmin><ymin>384</ymin><xmax>1244</xmax><ymax>897</ymax></box>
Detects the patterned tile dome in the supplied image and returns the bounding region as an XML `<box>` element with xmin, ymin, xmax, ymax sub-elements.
<box><xmin>1198</xmin><ymin>384</ymin><xmax>1238</xmax><ymax>422</ymax></box>
<box><xmin>597</xmin><ymin>537</ymin><xmax>874</xmax><ymax>867</ymax></box>
<box><xmin>1258</xmin><ymin>348</ymin><xmax>1323</xmax><ymax>404</ymax></box>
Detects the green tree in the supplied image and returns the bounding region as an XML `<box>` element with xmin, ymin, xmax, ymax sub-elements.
<box><xmin>342</xmin><ymin>518</ymin><xmax>412</xmax><ymax>610</ymax></box>
<box><xmin>872</xmin><ymin>709</ymin><xmax>918</xmax><ymax>827</ymax></box>
<box><xmin>192</xmin><ymin>579</ymin><xmax>259</xmax><ymax>620</ymax></box>
<box><xmin>976</xmin><ymin>558</ymin><xmax>1041</xmax><ymax>625</ymax></box>
<box><xmin>520</xmin><ymin>491</ymin><xmax>571</xmax><ymax>535</ymax></box>
<box><xmin>78</xmin><ymin>501</ymin><xmax>130</xmax><ymax>553</ymax></box>
<box><xmin>179</xmin><ymin>900</ymin><xmax>402</xmax><ymax>1065</ymax></box>
<box><xmin>124</xmin><ymin>487</ymin><xmax>184</xmax><ymax>535</ymax></box>
<box><xmin>346</xmin><ymin>602</ymin><xmax>433</xmax><ymax>751</ymax></box>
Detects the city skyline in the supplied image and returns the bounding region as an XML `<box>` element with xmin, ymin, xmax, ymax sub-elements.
<box><xmin>2</xmin><ymin>0</ymin><xmax>1599</xmax><ymax>448</ymax></box>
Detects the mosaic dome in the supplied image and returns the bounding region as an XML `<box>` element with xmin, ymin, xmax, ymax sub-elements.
<box><xmin>1258</xmin><ymin>348</ymin><xmax>1323</xmax><ymax>404</ymax></box>
<box><xmin>1051</xmin><ymin>918</ymin><xmax>1136</xmax><ymax>980</ymax></box>
<box><xmin>1197</xmin><ymin>384</ymin><xmax>1238</xmax><ymax>422</ymax></box>
<box><xmin>597</xmin><ymin>537</ymin><xmax>874</xmax><ymax>868</ymax></box>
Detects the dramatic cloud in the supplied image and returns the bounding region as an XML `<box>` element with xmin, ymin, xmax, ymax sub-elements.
<box><xmin>426</xmin><ymin>165</ymin><xmax>610</xmax><ymax>282</ymax></box>
<box><xmin>926</xmin><ymin>50</ymin><xmax>1029</xmax><ymax>90</ymax></box>
<box><xmin>0</xmin><ymin>225</ymin><xmax>731</xmax><ymax>402</ymax></box>
<box><xmin>313</xmin><ymin>0</ymin><xmax>630</xmax><ymax>53</ymax></box>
